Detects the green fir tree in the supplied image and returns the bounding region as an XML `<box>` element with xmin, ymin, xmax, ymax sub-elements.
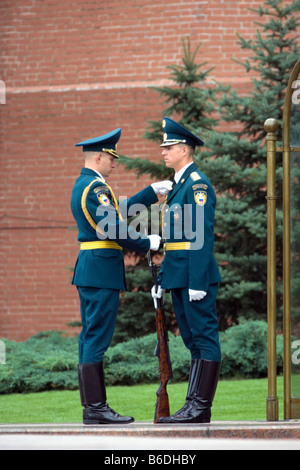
<box><xmin>114</xmin><ymin>37</ymin><xmax>222</xmax><ymax>342</ymax></box>
<box><xmin>201</xmin><ymin>0</ymin><xmax>300</xmax><ymax>327</ymax></box>
<box><xmin>117</xmin><ymin>0</ymin><xmax>300</xmax><ymax>336</ymax></box>
<box><xmin>119</xmin><ymin>36</ymin><xmax>223</xmax><ymax>180</ymax></box>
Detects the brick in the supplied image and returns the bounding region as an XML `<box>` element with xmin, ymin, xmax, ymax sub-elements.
<box><xmin>0</xmin><ymin>0</ymin><xmax>295</xmax><ymax>340</ymax></box>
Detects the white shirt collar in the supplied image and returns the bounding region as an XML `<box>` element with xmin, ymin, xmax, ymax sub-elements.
<box><xmin>174</xmin><ymin>162</ymin><xmax>194</xmax><ymax>184</ymax></box>
<box><xmin>93</xmin><ymin>169</ymin><xmax>105</xmax><ymax>182</ymax></box>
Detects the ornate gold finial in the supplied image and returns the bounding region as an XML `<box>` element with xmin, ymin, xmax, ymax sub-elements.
<box><xmin>264</xmin><ymin>118</ymin><xmax>279</xmax><ymax>134</ymax></box>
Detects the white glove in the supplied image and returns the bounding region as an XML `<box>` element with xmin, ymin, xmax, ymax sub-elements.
<box><xmin>151</xmin><ymin>180</ymin><xmax>173</xmax><ymax>195</ymax></box>
<box><xmin>151</xmin><ymin>285</ymin><xmax>165</xmax><ymax>309</ymax></box>
<box><xmin>148</xmin><ymin>234</ymin><xmax>161</xmax><ymax>251</ymax></box>
<box><xmin>189</xmin><ymin>289</ymin><xmax>207</xmax><ymax>302</ymax></box>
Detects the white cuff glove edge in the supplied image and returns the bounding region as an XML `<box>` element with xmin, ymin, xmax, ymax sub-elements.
<box><xmin>189</xmin><ymin>289</ymin><xmax>207</xmax><ymax>302</ymax></box>
<box><xmin>151</xmin><ymin>285</ymin><xmax>165</xmax><ymax>309</ymax></box>
<box><xmin>148</xmin><ymin>234</ymin><xmax>161</xmax><ymax>251</ymax></box>
<box><xmin>151</xmin><ymin>180</ymin><xmax>173</xmax><ymax>195</ymax></box>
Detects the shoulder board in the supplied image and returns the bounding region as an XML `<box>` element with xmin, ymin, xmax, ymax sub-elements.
<box><xmin>190</xmin><ymin>172</ymin><xmax>201</xmax><ymax>182</ymax></box>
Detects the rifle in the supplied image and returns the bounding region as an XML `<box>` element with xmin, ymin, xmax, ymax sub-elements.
<box><xmin>147</xmin><ymin>250</ymin><xmax>173</xmax><ymax>423</ymax></box>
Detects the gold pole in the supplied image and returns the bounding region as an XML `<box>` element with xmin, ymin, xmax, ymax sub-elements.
<box><xmin>281</xmin><ymin>61</ymin><xmax>296</xmax><ymax>420</ymax></box>
<box><xmin>282</xmin><ymin>138</ymin><xmax>291</xmax><ymax>420</ymax></box>
<box><xmin>277</xmin><ymin>59</ymin><xmax>300</xmax><ymax>420</ymax></box>
<box><xmin>265</xmin><ymin>118</ymin><xmax>279</xmax><ymax>421</ymax></box>
<box><xmin>282</xmin><ymin>59</ymin><xmax>300</xmax><ymax>419</ymax></box>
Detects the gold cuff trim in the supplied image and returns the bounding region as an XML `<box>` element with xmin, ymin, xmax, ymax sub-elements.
<box><xmin>164</xmin><ymin>242</ymin><xmax>191</xmax><ymax>251</ymax></box>
<box><xmin>80</xmin><ymin>241</ymin><xmax>122</xmax><ymax>250</ymax></box>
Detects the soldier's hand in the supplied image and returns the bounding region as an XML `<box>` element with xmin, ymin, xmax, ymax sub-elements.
<box><xmin>151</xmin><ymin>180</ymin><xmax>173</xmax><ymax>195</ymax></box>
<box><xmin>148</xmin><ymin>234</ymin><xmax>161</xmax><ymax>251</ymax></box>
<box><xmin>151</xmin><ymin>285</ymin><xmax>165</xmax><ymax>309</ymax></box>
<box><xmin>189</xmin><ymin>289</ymin><xmax>207</xmax><ymax>302</ymax></box>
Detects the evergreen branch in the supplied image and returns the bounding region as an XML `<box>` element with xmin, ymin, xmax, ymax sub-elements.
<box><xmin>118</xmin><ymin>155</ymin><xmax>173</xmax><ymax>179</ymax></box>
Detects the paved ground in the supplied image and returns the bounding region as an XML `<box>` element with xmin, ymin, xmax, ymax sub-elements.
<box><xmin>0</xmin><ymin>421</ymin><xmax>300</xmax><ymax>450</ymax></box>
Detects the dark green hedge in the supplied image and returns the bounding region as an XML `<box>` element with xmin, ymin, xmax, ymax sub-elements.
<box><xmin>0</xmin><ymin>321</ymin><xmax>284</xmax><ymax>394</ymax></box>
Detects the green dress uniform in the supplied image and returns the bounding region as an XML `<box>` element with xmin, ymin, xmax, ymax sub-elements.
<box><xmin>158</xmin><ymin>161</ymin><xmax>221</xmax><ymax>361</ymax></box>
<box><xmin>71</xmin><ymin>167</ymin><xmax>157</xmax><ymax>363</ymax></box>
<box><xmin>71</xmin><ymin>129</ymin><xmax>158</xmax><ymax>425</ymax></box>
<box><xmin>156</xmin><ymin>118</ymin><xmax>221</xmax><ymax>424</ymax></box>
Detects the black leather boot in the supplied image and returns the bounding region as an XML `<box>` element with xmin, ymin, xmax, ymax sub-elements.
<box><xmin>77</xmin><ymin>364</ymin><xmax>86</xmax><ymax>407</ymax></box>
<box><xmin>78</xmin><ymin>362</ymin><xmax>134</xmax><ymax>425</ymax></box>
<box><xmin>159</xmin><ymin>359</ymin><xmax>200</xmax><ymax>419</ymax></box>
<box><xmin>158</xmin><ymin>359</ymin><xmax>220</xmax><ymax>424</ymax></box>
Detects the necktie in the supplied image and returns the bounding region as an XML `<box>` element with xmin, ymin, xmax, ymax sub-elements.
<box><xmin>172</xmin><ymin>180</ymin><xmax>177</xmax><ymax>190</ymax></box>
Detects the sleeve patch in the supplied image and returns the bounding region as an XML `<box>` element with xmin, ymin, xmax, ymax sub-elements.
<box><xmin>194</xmin><ymin>191</ymin><xmax>207</xmax><ymax>206</ymax></box>
<box><xmin>192</xmin><ymin>183</ymin><xmax>208</xmax><ymax>191</ymax></box>
<box><xmin>93</xmin><ymin>186</ymin><xmax>109</xmax><ymax>194</ymax></box>
<box><xmin>97</xmin><ymin>193</ymin><xmax>111</xmax><ymax>206</ymax></box>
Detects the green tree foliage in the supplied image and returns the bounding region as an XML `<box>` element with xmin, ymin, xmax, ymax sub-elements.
<box><xmin>0</xmin><ymin>321</ymin><xmax>285</xmax><ymax>394</ymax></box>
<box><xmin>118</xmin><ymin>0</ymin><xmax>300</xmax><ymax>330</ymax></box>
<box><xmin>202</xmin><ymin>0</ymin><xmax>300</xmax><ymax>327</ymax></box>
<box><xmin>115</xmin><ymin>36</ymin><xmax>224</xmax><ymax>340</ymax></box>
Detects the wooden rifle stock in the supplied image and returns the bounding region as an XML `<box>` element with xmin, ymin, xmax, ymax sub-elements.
<box><xmin>154</xmin><ymin>304</ymin><xmax>172</xmax><ymax>423</ymax></box>
<box><xmin>147</xmin><ymin>250</ymin><xmax>173</xmax><ymax>423</ymax></box>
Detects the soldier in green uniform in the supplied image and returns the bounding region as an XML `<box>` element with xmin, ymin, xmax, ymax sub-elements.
<box><xmin>152</xmin><ymin>118</ymin><xmax>221</xmax><ymax>424</ymax></box>
<box><xmin>71</xmin><ymin>128</ymin><xmax>172</xmax><ymax>425</ymax></box>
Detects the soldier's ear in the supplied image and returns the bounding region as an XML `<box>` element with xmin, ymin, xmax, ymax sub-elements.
<box><xmin>183</xmin><ymin>144</ymin><xmax>194</xmax><ymax>158</ymax></box>
<box><xmin>182</xmin><ymin>145</ymin><xmax>189</xmax><ymax>156</ymax></box>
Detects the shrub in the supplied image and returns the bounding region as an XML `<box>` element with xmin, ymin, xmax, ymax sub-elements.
<box><xmin>0</xmin><ymin>331</ymin><xmax>78</xmax><ymax>394</ymax></box>
<box><xmin>0</xmin><ymin>321</ymin><xmax>284</xmax><ymax>394</ymax></box>
<box><xmin>219</xmin><ymin>320</ymin><xmax>283</xmax><ymax>378</ymax></box>
<box><xmin>105</xmin><ymin>334</ymin><xmax>190</xmax><ymax>386</ymax></box>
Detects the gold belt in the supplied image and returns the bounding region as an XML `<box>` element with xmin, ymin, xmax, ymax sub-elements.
<box><xmin>164</xmin><ymin>242</ymin><xmax>191</xmax><ymax>251</ymax></box>
<box><xmin>80</xmin><ymin>241</ymin><xmax>122</xmax><ymax>251</ymax></box>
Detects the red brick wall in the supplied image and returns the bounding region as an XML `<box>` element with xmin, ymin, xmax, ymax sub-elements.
<box><xmin>0</xmin><ymin>0</ymin><xmax>279</xmax><ymax>340</ymax></box>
